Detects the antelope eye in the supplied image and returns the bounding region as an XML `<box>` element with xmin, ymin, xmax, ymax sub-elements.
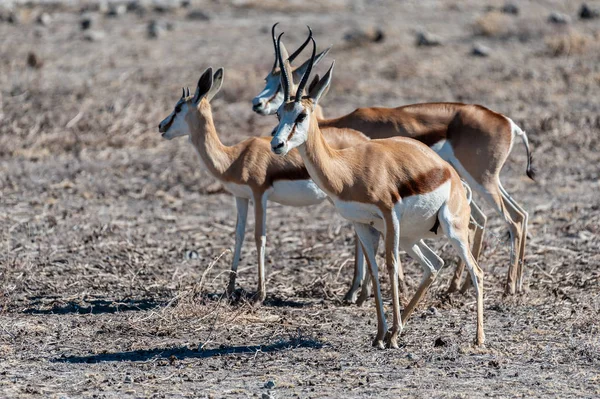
<box><xmin>174</xmin><ymin>105</ymin><xmax>181</xmax><ymax>113</ymax></box>
<box><xmin>296</xmin><ymin>113</ymin><xmax>307</xmax><ymax>123</ymax></box>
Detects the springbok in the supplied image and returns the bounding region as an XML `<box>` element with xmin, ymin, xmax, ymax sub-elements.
<box><xmin>158</xmin><ymin>67</ymin><xmax>370</xmax><ymax>303</ymax></box>
<box><xmin>253</xmin><ymin>25</ymin><xmax>534</xmax><ymax>296</ymax></box>
<box><xmin>271</xmin><ymin>34</ymin><xmax>484</xmax><ymax>348</ymax></box>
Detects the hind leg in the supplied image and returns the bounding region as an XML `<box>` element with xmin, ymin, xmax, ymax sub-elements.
<box><xmin>344</xmin><ymin>234</ymin><xmax>366</xmax><ymax>304</ymax></box>
<box><xmin>499</xmin><ymin>183</ymin><xmax>529</xmax><ymax>292</ymax></box>
<box><xmin>439</xmin><ymin>204</ymin><xmax>485</xmax><ymax>346</ymax></box>
<box><xmin>448</xmin><ymin>201</ymin><xmax>486</xmax><ymax>293</ymax></box>
<box><xmin>400</xmin><ymin>240</ymin><xmax>444</xmax><ymax>325</ymax></box>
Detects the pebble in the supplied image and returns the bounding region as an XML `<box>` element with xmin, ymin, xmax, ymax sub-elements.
<box><xmin>548</xmin><ymin>11</ymin><xmax>571</xmax><ymax>24</ymax></box>
<box><xmin>580</xmin><ymin>3</ymin><xmax>600</xmax><ymax>19</ymax></box>
<box><xmin>185</xmin><ymin>250</ymin><xmax>199</xmax><ymax>260</ymax></box>
<box><xmin>27</xmin><ymin>52</ymin><xmax>43</xmax><ymax>69</ymax></box>
<box><xmin>37</xmin><ymin>12</ymin><xmax>52</xmax><ymax>26</ymax></box>
<box><xmin>83</xmin><ymin>30</ymin><xmax>106</xmax><ymax>42</ymax></box>
<box><xmin>147</xmin><ymin>20</ymin><xmax>165</xmax><ymax>38</ymax></box>
<box><xmin>264</xmin><ymin>380</ymin><xmax>275</xmax><ymax>389</ymax></box>
<box><xmin>472</xmin><ymin>43</ymin><xmax>491</xmax><ymax>57</ymax></box>
<box><xmin>261</xmin><ymin>393</ymin><xmax>273</xmax><ymax>399</ymax></box>
<box><xmin>80</xmin><ymin>14</ymin><xmax>93</xmax><ymax>30</ymax></box>
<box><xmin>107</xmin><ymin>4</ymin><xmax>127</xmax><ymax>17</ymax></box>
<box><xmin>187</xmin><ymin>9</ymin><xmax>211</xmax><ymax>21</ymax></box>
<box><xmin>501</xmin><ymin>3</ymin><xmax>519</xmax><ymax>15</ymax></box>
<box><xmin>434</xmin><ymin>336</ymin><xmax>449</xmax><ymax>347</ymax></box>
<box><xmin>415</xmin><ymin>30</ymin><xmax>443</xmax><ymax>47</ymax></box>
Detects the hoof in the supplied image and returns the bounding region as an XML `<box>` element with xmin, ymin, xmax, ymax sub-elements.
<box><xmin>343</xmin><ymin>290</ymin><xmax>358</xmax><ymax>304</ymax></box>
<box><xmin>385</xmin><ymin>331</ymin><xmax>399</xmax><ymax>349</ymax></box>
<box><xmin>372</xmin><ymin>339</ymin><xmax>385</xmax><ymax>349</ymax></box>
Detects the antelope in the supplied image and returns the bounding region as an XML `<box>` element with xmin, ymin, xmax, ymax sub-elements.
<box><xmin>158</xmin><ymin>67</ymin><xmax>371</xmax><ymax>303</ymax></box>
<box><xmin>253</xmin><ymin>25</ymin><xmax>535</xmax><ymax>296</ymax></box>
<box><xmin>271</xmin><ymin>34</ymin><xmax>485</xmax><ymax>348</ymax></box>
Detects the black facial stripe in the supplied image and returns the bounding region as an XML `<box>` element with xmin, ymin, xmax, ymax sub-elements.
<box><xmin>163</xmin><ymin>113</ymin><xmax>176</xmax><ymax>132</ymax></box>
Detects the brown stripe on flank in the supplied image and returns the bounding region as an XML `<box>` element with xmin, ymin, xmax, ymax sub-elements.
<box><xmin>397</xmin><ymin>167</ymin><xmax>452</xmax><ymax>199</ymax></box>
<box><xmin>268</xmin><ymin>166</ymin><xmax>310</xmax><ymax>184</ymax></box>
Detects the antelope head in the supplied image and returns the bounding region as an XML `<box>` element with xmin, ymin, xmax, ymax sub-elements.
<box><xmin>271</xmin><ymin>33</ymin><xmax>334</xmax><ymax>155</ymax></box>
<box><xmin>251</xmin><ymin>24</ymin><xmax>330</xmax><ymax>116</ymax></box>
<box><xmin>158</xmin><ymin>67</ymin><xmax>224</xmax><ymax>139</ymax></box>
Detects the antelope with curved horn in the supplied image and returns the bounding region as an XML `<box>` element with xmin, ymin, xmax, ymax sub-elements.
<box><xmin>271</xmin><ymin>34</ymin><xmax>485</xmax><ymax>348</ymax></box>
<box><xmin>158</xmin><ymin>67</ymin><xmax>370</xmax><ymax>303</ymax></box>
<box><xmin>254</xmin><ymin>25</ymin><xmax>535</xmax><ymax>296</ymax></box>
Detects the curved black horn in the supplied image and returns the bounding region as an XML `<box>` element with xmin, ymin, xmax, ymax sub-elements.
<box><xmin>186</xmin><ymin>87</ymin><xmax>190</xmax><ymax>97</ymax></box>
<box><xmin>270</xmin><ymin>22</ymin><xmax>280</xmax><ymax>73</ymax></box>
<box><xmin>181</xmin><ymin>87</ymin><xmax>186</xmax><ymax>98</ymax></box>
<box><xmin>288</xmin><ymin>26</ymin><xmax>313</xmax><ymax>64</ymax></box>
<box><xmin>295</xmin><ymin>35</ymin><xmax>316</xmax><ymax>102</ymax></box>
<box><xmin>277</xmin><ymin>32</ymin><xmax>291</xmax><ymax>102</ymax></box>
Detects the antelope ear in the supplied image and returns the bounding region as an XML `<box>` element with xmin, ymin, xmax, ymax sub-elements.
<box><xmin>292</xmin><ymin>47</ymin><xmax>331</xmax><ymax>81</ymax></box>
<box><xmin>307</xmin><ymin>74</ymin><xmax>320</xmax><ymax>96</ymax></box>
<box><xmin>206</xmin><ymin>68</ymin><xmax>224</xmax><ymax>102</ymax></box>
<box><xmin>193</xmin><ymin>67</ymin><xmax>213</xmax><ymax>104</ymax></box>
<box><xmin>308</xmin><ymin>62</ymin><xmax>334</xmax><ymax>105</ymax></box>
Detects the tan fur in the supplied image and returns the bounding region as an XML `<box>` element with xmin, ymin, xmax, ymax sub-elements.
<box><xmin>285</xmin><ymin>99</ymin><xmax>484</xmax><ymax>348</ymax></box>
<box><xmin>189</xmin><ymin>99</ymin><xmax>368</xmax><ymax>190</ymax></box>
<box><xmin>317</xmin><ymin>102</ymin><xmax>527</xmax><ymax>295</ymax></box>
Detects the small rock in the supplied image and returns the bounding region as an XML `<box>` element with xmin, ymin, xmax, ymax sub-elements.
<box><xmin>185</xmin><ymin>250</ymin><xmax>199</xmax><ymax>260</ymax></box>
<box><xmin>471</xmin><ymin>43</ymin><xmax>491</xmax><ymax>57</ymax></box>
<box><xmin>7</xmin><ymin>11</ymin><xmax>21</xmax><ymax>24</ymax></box>
<box><xmin>36</xmin><ymin>12</ymin><xmax>52</xmax><ymax>26</ymax></box>
<box><xmin>124</xmin><ymin>375</ymin><xmax>133</xmax><ymax>383</ymax></box>
<box><xmin>154</xmin><ymin>2</ymin><xmax>177</xmax><ymax>13</ymax></box>
<box><xmin>427</xmin><ymin>306</ymin><xmax>440</xmax><ymax>316</ymax></box>
<box><xmin>263</xmin><ymin>380</ymin><xmax>275</xmax><ymax>389</ymax></box>
<box><xmin>83</xmin><ymin>30</ymin><xmax>106</xmax><ymax>42</ymax></box>
<box><xmin>580</xmin><ymin>3</ymin><xmax>600</xmax><ymax>19</ymax></box>
<box><xmin>27</xmin><ymin>52</ymin><xmax>43</xmax><ymax>69</ymax></box>
<box><xmin>147</xmin><ymin>20</ymin><xmax>165</xmax><ymax>39</ymax></box>
<box><xmin>261</xmin><ymin>393</ymin><xmax>273</xmax><ymax>399</ymax></box>
<box><xmin>415</xmin><ymin>30</ymin><xmax>443</xmax><ymax>47</ymax></box>
<box><xmin>187</xmin><ymin>9</ymin><xmax>211</xmax><ymax>21</ymax></box>
<box><xmin>548</xmin><ymin>11</ymin><xmax>571</xmax><ymax>24</ymax></box>
<box><xmin>344</xmin><ymin>27</ymin><xmax>385</xmax><ymax>46</ymax></box>
<box><xmin>107</xmin><ymin>4</ymin><xmax>127</xmax><ymax>17</ymax></box>
<box><xmin>180</xmin><ymin>0</ymin><xmax>191</xmax><ymax>7</ymax></box>
<box><xmin>80</xmin><ymin>14</ymin><xmax>93</xmax><ymax>30</ymax></box>
<box><xmin>126</xmin><ymin>0</ymin><xmax>149</xmax><ymax>15</ymax></box>
<box><xmin>434</xmin><ymin>337</ymin><xmax>449</xmax><ymax>347</ymax></box>
<box><xmin>406</xmin><ymin>353</ymin><xmax>419</xmax><ymax>361</ymax></box>
<box><xmin>501</xmin><ymin>3</ymin><xmax>519</xmax><ymax>15</ymax></box>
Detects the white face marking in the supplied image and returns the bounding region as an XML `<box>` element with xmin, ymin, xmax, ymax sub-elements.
<box><xmin>158</xmin><ymin>100</ymin><xmax>192</xmax><ymax>140</ymax></box>
<box><xmin>251</xmin><ymin>73</ymin><xmax>284</xmax><ymax>116</ymax></box>
<box><xmin>268</xmin><ymin>179</ymin><xmax>327</xmax><ymax>207</ymax></box>
<box><xmin>271</xmin><ymin>102</ymin><xmax>310</xmax><ymax>156</ymax></box>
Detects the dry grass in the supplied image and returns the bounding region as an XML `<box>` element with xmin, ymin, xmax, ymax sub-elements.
<box><xmin>1</xmin><ymin>0</ymin><xmax>600</xmax><ymax>398</ymax></box>
<box><xmin>546</xmin><ymin>29</ymin><xmax>592</xmax><ymax>56</ymax></box>
<box><xmin>473</xmin><ymin>11</ymin><xmax>514</xmax><ymax>37</ymax></box>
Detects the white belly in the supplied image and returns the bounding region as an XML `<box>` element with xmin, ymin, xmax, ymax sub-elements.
<box><xmin>223</xmin><ymin>182</ymin><xmax>253</xmax><ymax>199</ymax></box>
<box><xmin>332</xmin><ymin>180</ymin><xmax>451</xmax><ymax>238</ymax></box>
<box><xmin>268</xmin><ymin>179</ymin><xmax>328</xmax><ymax>207</ymax></box>
<box><xmin>333</xmin><ymin>200</ymin><xmax>385</xmax><ymax>231</ymax></box>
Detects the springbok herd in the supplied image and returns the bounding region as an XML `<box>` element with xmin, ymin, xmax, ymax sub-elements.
<box><xmin>158</xmin><ymin>24</ymin><xmax>535</xmax><ymax>349</ymax></box>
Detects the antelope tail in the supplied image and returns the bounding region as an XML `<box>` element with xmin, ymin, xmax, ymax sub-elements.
<box><xmin>508</xmin><ymin>118</ymin><xmax>536</xmax><ymax>180</ymax></box>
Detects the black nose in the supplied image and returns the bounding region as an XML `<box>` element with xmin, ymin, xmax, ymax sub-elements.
<box><xmin>273</xmin><ymin>142</ymin><xmax>284</xmax><ymax>149</ymax></box>
<box><xmin>253</xmin><ymin>103</ymin><xmax>262</xmax><ymax>111</ymax></box>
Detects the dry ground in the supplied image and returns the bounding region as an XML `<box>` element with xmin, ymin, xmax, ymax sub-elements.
<box><xmin>1</xmin><ymin>0</ymin><xmax>599</xmax><ymax>398</ymax></box>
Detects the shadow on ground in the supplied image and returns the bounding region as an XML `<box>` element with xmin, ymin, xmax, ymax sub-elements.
<box><xmin>53</xmin><ymin>338</ymin><xmax>324</xmax><ymax>363</ymax></box>
<box><xmin>23</xmin><ymin>298</ymin><xmax>167</xmax><ymax>315</ymax></box>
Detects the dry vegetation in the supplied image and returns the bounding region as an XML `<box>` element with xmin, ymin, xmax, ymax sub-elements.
<box><xmin>1</xmin><ymin>0</ymin><xmax>599</xmax><ymax>398</ymax></box>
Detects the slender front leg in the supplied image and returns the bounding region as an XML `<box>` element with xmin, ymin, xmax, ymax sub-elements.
<box><xmin>354</xmin><ymin>223</ymin><xmax>386</xmax><ymax>349</ymax></box>
<box><xmin>227</xmin><ymin>197</ymin><xmax>249</xmax><ymax>296</ymax></box>
<box><xmin>383</xmin><ymin>212</ymin><xmax>402</xmax><ymax>349</ymax></box>
<box><xmin>344</xmin><ymin>233</ymin><xmax>366</xmax><ymax>304</ymax></box>
<box><xmin>400</xmin><ymin>240</ymin><xmax>442</xmax><ymax>325</ymax></box>
<box><xmin>253</xmin><ymin>192</ymin><xmax>268</xmax><ymax>304</ymax></box>
<box><xmin>356</xmin><ymin>237</ymin><xmax>378</xmax><ymax>307</ymax></box>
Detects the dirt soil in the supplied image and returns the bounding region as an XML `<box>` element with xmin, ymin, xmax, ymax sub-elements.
<box><xmin>1</xmin><ymin>0</ymin><xmax>599</xmax><ymax>398</ymax></box>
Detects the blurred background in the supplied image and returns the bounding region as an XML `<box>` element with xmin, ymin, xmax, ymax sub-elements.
<box><xmin>0</xmin><ymin>1</ymin><xmax>599</xmax><ymax>397</ymax></box>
